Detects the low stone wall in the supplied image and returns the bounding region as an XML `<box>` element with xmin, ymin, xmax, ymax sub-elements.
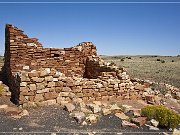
<box><xmin>17</xmin><ymin>66</ymin><xmax>150</xmax><ymax>106</ymax></box>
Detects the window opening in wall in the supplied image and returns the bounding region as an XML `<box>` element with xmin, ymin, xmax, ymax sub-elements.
<box><xmin>54</xmin><ymin>54</ymin><xmax>60</xmax><ymax>57</ymax></box>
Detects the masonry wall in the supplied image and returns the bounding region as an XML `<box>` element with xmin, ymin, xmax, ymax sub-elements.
<box><xmin>17</xmin><ymin>67</ymin><xmax>148</xmax><ymax>106</ymax></box>
<box><xmin>4</xmin><ymin>24</ymin><xmax>97</xmax><ymax>77</ymax></box>
<box><xmin>3</xmin><ymin>24</ymin><xmax>152</xmax><ymax>105</ymax></box>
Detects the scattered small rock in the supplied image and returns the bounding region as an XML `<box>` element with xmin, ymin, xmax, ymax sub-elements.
<box><xmin>145</xmin><ymin>124</ymin><xmax>159</xmax><ymax>131</ymax></box>
<box><xmin>64</xmin><ymin>103</ymin><xmax>75</xmax><ymax>112</ymax></box>
<box><xmin>0</xmin><ymin>104</ymin><xmax>8</xmax><ymax>110</ymax></box>
<box><xmin>19</xmin><ymin>127</ymin><xmax>23</xmax><ymax>131</ymax></box>
<box><xmin>87</xmin><ymin>104</ymin><xmax>101</xmax><ymax>114</ymax></box>
<box><xmin>81</xmin><ymin>121</ymin><xmax>87</xmax><ymax>126</ymax></box>
<box><xmin>115</xmin><ymin>112</ymin><xmax>129</xmax><ymax>120</ymax></box>
<box><xmin>172</xmin><ymin>128</ymin><xmax>180</xmax><ymax>135</ymax></box>
<box><xmin>19</xmin><ymin>109</ymin><xmax>29</xmax><ymax>117</ymax></box>
<box><xmin>131</xmin><ymin>117</ymin><xmax>147</xmax><ymax>126</ymax></box>
<box><xmin>86</xmin><ymin>114</ymin><xmax>98</xmax><ymax>124</ymax></box>
<box><xmin>73</xmin><ymin>112</ymin><xmax>85</xmax><ymax>123</ymax></box>
<box><xmin>102</xmin><ymin>108</ymin><xmax>111</xmax><ymax>115</ymax></box>
<box><xmin>150</xmin><ymin>119</ymin><xmax>159</xmax><ymax>127</ymax></box>
<box><xmin>122</xmin><ymin>120</ymin><xmax>139</xmax><ymax>128</ymax></box>
<box><xmin>5</xmin><ymin>107</ymin><xmax>21</xmax><ymax>116</ymax></box>
<box><xmin>110</xmin><ymin>104</ymin><xmax>121</xmax><ymax>112</ymax></box>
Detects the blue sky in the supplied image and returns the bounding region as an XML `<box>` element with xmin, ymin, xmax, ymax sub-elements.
<box><xmin>0</xmin><ymin>0</ymin><xmax>180</xmax><ymax>56</ymax></box>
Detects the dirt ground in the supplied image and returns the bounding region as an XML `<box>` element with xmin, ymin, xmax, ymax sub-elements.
<box><xmin>0</xmin><ymin>96</ymin><xmax>172</xmax><ymax>135</ymax></box>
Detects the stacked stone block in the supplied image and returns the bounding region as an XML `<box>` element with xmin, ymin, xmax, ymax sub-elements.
<box><xmin>18</xmin><ymin>68</ymin><xmax>146</xmax><ymax>106</ymax></box>
<box><xmin>2</xmin><ymin>24</ymin><xmax>151</xmax><ymax>105</ymax></box>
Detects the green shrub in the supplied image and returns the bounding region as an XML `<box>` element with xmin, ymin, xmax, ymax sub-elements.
<box><xmin>141</xmin><ymin>105</ymin><xmax>180</xmax><ymax>129</ymax></box>
<box><xmin>0</xmin><ymin>85</ymin><xmax>4</xmax><ymax>95</ymax></box>
<box><xmin>121</xmin><ymin>58</ymin><xmax>125</xmax><ymax>61</ymax></box>
<box><xmin>161</xmin><ymin>60</ymin><xmax>165</xmax><ymax>63</ymax></box>
<box><xmin>157</xmin><ymin>59</ymin><xmax>161</xmax><ymax>61</ymax></box>
<box><xmin>172</xmin><ymin>60</ymin><xmax>174</xmax><ymax>62</ymax></box>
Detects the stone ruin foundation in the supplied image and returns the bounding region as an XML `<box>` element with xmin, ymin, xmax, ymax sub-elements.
<box><xmin>2</xmin><ymin>24</ymin><xmax>153</xmax><ymax>107</ymax></box>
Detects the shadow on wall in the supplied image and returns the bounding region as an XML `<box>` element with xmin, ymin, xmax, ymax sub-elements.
<box><xmin>1</xmin><ymin>65</ymin><xmax>20</xmax><ymax>105</ymax></box>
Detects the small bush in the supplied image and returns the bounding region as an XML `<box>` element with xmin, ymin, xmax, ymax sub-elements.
<box><xmin>157</xmin><ymin>59</ymin><xmax>161</xmax><ymax>61</ymax></box>
<box><xmin>141</xmin><ymin>105</ymin><xmax>180</xmax><ymax>129</ymax></box>
<box><xmin>121</xmin><ymin>58</ymin><xmax>125</xmax><ymax>61</ymax></box>
<box><xmin>172</xmin><ymin>60</ymin><xmax>174</xmax><ymax>62</ymax></box>
<box><xmin>0</xmin><ymin>85</ymin><xmax>4</xmax><ymax>95</ymax></box>
<box><xmin>161</xmin><ymin>60</ymin><xmax>165</xmax><ymax>63</ymax></box>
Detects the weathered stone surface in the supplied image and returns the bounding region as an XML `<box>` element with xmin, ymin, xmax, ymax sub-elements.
<box><xmin>34</xmin><ymin>94</ymin><xmax>44</xmax><ymax>102</ymax></box>
<box><xmin>122</xmin><ymin>120</ymin><xmax>139</xmax><ymax>128</ymax></box>
<box><xmin>64</xmin><ymin>103</ymin><xmax>75</xmax><ymax>112</ymax></box>
<box><xmin>37</xmin><ymin>88</ymin><xmax>49</xmax><ymax>94</ymax></box>
<box><xmin>29</xmin><ymin>84</ymin><xmax>36</xmax><ymax>91</ymax></box>
<box><xmin>28</xmin><ymin>71</ymin><xmax>40</xmax><ymax>78</ymax></box>
<box><xmin>20</xmin><ymin>82</ymin><xmax>27</xmax><ymax>87</ymax></box>
<box><xmin>45</xmin><ymin>99</ymin><xmax>57</xmax><ymax>105</ymax></box>
<box><xmin>87</xmin><ymin>104</ymin><xmax>101</xmax><ymax>113</ymax></box>
<box><xmin>150</xmin><ymin>119</ymin><xmax>159</xmax><ymax>127</ymax></box>
<box><xmin>62</xmin><ymin>87</ymin><xmax>71</xmax><ymax>92</ymax></box>
<box><xmin>31</xmin><ymin>77</ymin><xmax>44</xmax><ymax>82</ymax></box>
<box><xmin>47</xmin><ymin>82</ymin><xmax>55</xmax><ymax>88</ymax></box>
<box><xmin>131</xmin><ymin>117</ymin><xmax>147</xmax><ymax>126</ymax></box>
<box><xmin>44</xmin><ymin>92</ymin><xmax>58</xmax><ymax>100</ymax></box>
<box><xmin>19</xmin><ymin>109</ymin><xmax>29</xmax><ymax>117</ymax></box>
<box><xmin>110</xmin><ymin>104</ymin><xmax>122</xmax><ymax>112</ymax></box>
<box><xmin>86</xmin><ymin>114</ymin><xmax>98</xmax><ymax>124</ymax></box>
<box><xmin>102</xmin><ymin>108</ymin><xmax>111</xmax><ymax>115</ymax></box>
<box><xmin>40</xmin><ymin>68</ymin><xmax>51</xmax><ymax>77</ymax></box>
<box><xmin>115</xmin><ymin>112</ymin><xmax>129</xmax><ymax>120</ymax></box>
<box><xmin>0</xmin><ymin>104</ymin><xmax>8</xmax><ymax>110</ymax></box>
<box><xmin>45</xmin><ymin>76</ymin><xmax>53</xmax><ymax>82</ymax></box>
<box><xmin>5</xmin><ymin>107</ymin><xmax>21</xmax><ymax>116</ymax></box>
<box><xmin>36</xmin><ymin>83</ymin><xmax>45</xmax><ymax>90</ymax></box>
<box><xmin>73</xmin><ymin>112</ymin><xmax>85</xmax><ymax>123</ymax></box>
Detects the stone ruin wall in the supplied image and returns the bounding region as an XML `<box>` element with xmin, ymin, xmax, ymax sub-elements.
<box><xmin>3</xmin><ymin>24</ymin><xmax>152</xmax><ymax>106</ymax></box>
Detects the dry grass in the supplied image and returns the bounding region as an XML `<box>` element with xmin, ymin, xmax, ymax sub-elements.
<box><xmin>101</xmin><ymin>55</ymin><xmax>180</xmax><ymax>88</ymax></box>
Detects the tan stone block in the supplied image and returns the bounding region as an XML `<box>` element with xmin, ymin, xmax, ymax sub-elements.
<box><xmin>21</xmin><ymin>91</ymin><xmax>34</xmax><ymax>96</ymax></box>
<box><xmin>55</xmin><ymin>81</ymin><xmax>64</xmax><ymax>87</ymax></box>
<box><xmin>36</xmin><ymin>83</ymin><xmax>45</xmax><ymax>90</ymax></box>
<box><xmin>82</xmin><ymin>97</ymin><xmax>88</xmax><ymax>102</ymax></box>
<box><xmin>44</xmin><ymin>91</ymin><xmax>58</xmax><ymax>100</ymax></box>
<box><xmin>28</xmin><ymin>71</ymin><xmax>40</xmax><ymax>78</ymax></box>
<box><xmin>55</xmin><ymin>87</ymin><xmax>62</xmax><ymax>93</ymax></box>
<box><xmin>20</xmin><ymin>86</ymin><xmax>29</xmax><ymax>92</ymax></box>
<box><xmin>59</xmin><ymin>92</ymin><xmax>70</xmax><ymax>97</ymax></box>
<box><xmin>21</xmin><ymin>72</ymin><xmax>30</xmax><ymax>82</ymax></box>
<box><xmin>37</xmin><ymin>88</ymin><xmax>49</xmax><ymax>94</ymax></box>
<box><xmin>34</xmin><ymin>94</ymin><xmax>44</xmax><ymax>102</ymax></box>
<box><xmin>76</xmin><ymin>93</ymin><xmax>83</xmax><ymax>98</ymax></box>
<box><xmin>45</xmin><ymin>76</ymin><xmax>53</xmax><ymax>82</ymax></box>
<box><xmin>31</xmin><ymin>77</ymin><xmax>44</xmax><ymax>83</ymax></box>
<box><xmin>29</xmin><ymin>96</ymin><xmax>34</xmax><ymax>102</ymax></box>
<box><xmin>40</xmin><ymin>68</ymin><xmax>50</xmax><ymax>77</ymax></box>
<box><xmin>108</xmin><ymin>91</ymin><xmax>114</xmax><ymax>96</ymax></box>
<box><xmin>47</xmin><ymin>82</ymin><xmax>55</xmax><ymax>88</ymax></box>
<box><xmin>62</xmin><ymin>87</ymin><xmax>72</xmax><ymax>92</ymax></box>
<box><xmin>99</xmin><ymin>88</ymin><xmax>105</xmax><ymax>92</ymax></box>
<box><xmin>102</xmin><ymin>96</ymin><xmax>109</xmax><ymax>101</ymax></box>
<box><xmin>29</xmin><ymin>84</ymin><xmax>36</xmax><ymax>91</ymax></box>
<box><xmin>101</xmin><ymin>91</ymin><xmax>108</xmax><ymax>96</ymax></box>
<box><xmin>20</xmin><ymin>82</ymin><xmax>27</xmax><ymax>87</ymax></box>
